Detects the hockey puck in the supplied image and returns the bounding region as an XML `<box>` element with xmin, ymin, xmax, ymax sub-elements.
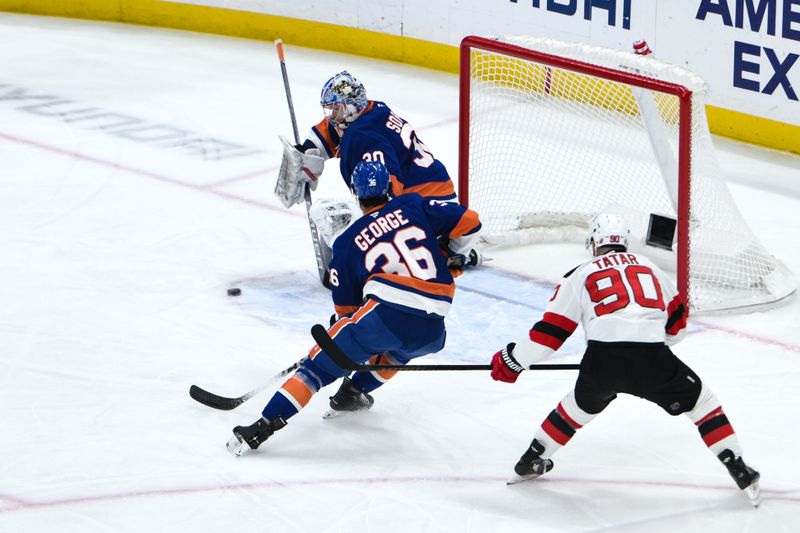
<box><xmin>227</xmin><ymin>287</ymin><xmax>241</xmax><ymax>297</ymax></box>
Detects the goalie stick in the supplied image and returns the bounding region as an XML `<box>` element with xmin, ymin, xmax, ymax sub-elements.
<box><xmin>189</xmin><ymin>357</ymin><xmax>307</xmax><ymax>410</ymax></box>
<box><xmin>275</xmin><ymin>39</ymin><xmax>333</xmax><ymax>287</ymax></box>
<box><xmin>310</xmin><ymin>324</ymin><xmax>580</xmax><ymax>372</ymax></box>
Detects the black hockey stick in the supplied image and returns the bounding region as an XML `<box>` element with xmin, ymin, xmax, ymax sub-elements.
<box><xmin>189</xmin><ymin>356</ymin><xmax>307</xmax><ymax>410</ymax></box>
<box><xmin>275</xmin><ymin>39</ymin><xmax>332</xmax><ymax>287</ymax></box>
<box><xmin>310</xmin><ymin>324</ymin><xmax>580</xmax><ymax>372</ymax></box>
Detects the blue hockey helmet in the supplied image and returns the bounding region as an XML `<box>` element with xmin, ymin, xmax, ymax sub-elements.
<box><xmin>350</xmin><ymin>160</ymin><xmax>391</xmax><ymax>200</ymax></box>
<box><xmin>320</xmin><ymin>71</ymin><xmax>368</xmax><ymax>126</ymax></box>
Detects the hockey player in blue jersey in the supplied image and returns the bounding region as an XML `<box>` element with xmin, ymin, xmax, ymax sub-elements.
<box><xmin>277</xmin><ymin>70</ymin><xmax>456</xmax><ymax>205</ymax></box>
<box><xmin>227</xmin><ymin>160</ymin><xmax>482</xmax><ymax>455</ymax></box>
<box><xmin>275</xmin><ymin>71</ymin><xmax>482</xmax><ymax>279</ymax></box>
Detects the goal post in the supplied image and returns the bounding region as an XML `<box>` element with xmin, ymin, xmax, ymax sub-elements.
<box><xmin>458</xmin><ymin>35</ymin><xmax>796</xmax><ymax>313</ymax></box>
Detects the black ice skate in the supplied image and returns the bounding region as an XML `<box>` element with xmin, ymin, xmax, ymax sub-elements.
<box><xmin>718</xmin><ymin>449</ymin><xmax>761</xmax><ymax>507</ymax></box>
<box><xmin>507</xmin><ymin>438</ymin><xmax>554</xmax><ymax>485</ymax></box>
<box><xmin>226</xmin><ymin>416</ymin><xmax>286</xmax><ymax>456</ymax></box>
<box><xmin>323</xmin><ymin>377</ymin><xmax>374</xmax><ymax>419</ymax></box>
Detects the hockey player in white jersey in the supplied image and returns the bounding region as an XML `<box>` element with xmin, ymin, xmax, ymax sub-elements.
<box><xmin>490</xmin><ymin>214</ymin><xmax>761</xmax><ymax>506</ymax></box>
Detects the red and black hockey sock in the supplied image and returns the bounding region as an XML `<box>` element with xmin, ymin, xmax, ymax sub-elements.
<box><xmin>695</xmin><ymin>406</ymin><xmax>739</xmax><ymax>455</ymax></box>
<box><xmin>686</xmin><ymin>384</ymin><xmax>743</xmax><ymax>458</ymax></box>
<box><xmin>541</xmin><ymin>403</ymin><xmax>583</xmax><ymax>446</ymax></box>
<box><xmin>532</xmin><ymin>391</ymin><xmax>598</xmax><ymax>458</ymax></box>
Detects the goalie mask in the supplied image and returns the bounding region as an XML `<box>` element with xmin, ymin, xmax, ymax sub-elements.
<box><xmin>586</xmin><ymin>213</ymin><xmax>630</xmax><ymax>252</ymax></box>
<box><xmin>320</xmin><ymin>71</ymin><xmax>368</xmax><ymax>126</ymax></box>
<box><xmin>351</xmin><ymin>160</ymin><xmax>390</xmax><ymax>200</ymax></box>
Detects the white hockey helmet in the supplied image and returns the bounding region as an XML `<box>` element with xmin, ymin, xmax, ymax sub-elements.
<box><xmin>586</xmin><ymin>213</ymin><xmax>630</xmax><ymax>252</ymax></box>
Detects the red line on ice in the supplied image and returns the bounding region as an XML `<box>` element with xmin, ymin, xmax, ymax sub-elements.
<box><xmin>0</xmin><ymin>475</ymin><xmax>796</xmax><ymax>514</ymax></box>
<box><xmin>205</xmin><ymin>165</ymin><xmax>279</xmax><ymax>188</ymax></box>
<box><xmin>695</xmin><ymin>320</ymin><xmax>800</xmax><ymax>353</ymax></box>
<box><xmin>0</xmin><ymin>132</ymin><xmax>299</xmax><ymax>216</ymax></box>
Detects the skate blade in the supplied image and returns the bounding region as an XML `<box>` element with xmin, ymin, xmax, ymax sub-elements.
<box><xmin>322</xmin><ymin>409</ymin><xmax>351</xmax><ymax>420</ymax></box>
<box><xmin>226</xmin><ymin>434</ymin><xmax>247</xmax><ymax>456</ymax></box>
<box><xmin>744</xmin><ymin>482</ymin><xmax>762</xmax><ymax>508</ymax></box>
<box><xmin>506</xmin><ymin>473</ymin><xmax>542</xmax><ymax>485</ymax></box>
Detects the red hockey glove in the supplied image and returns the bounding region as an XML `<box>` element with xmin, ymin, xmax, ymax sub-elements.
<box><xmin>490</xmin><ymin>342</ymin><xmax>524</xmax><ymax>383</ymax></box>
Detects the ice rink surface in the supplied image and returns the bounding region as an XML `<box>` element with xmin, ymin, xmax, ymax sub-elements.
<box><xmin>1</xmin><ymin>13</ymin><xmax>799</xmax><ymax>532</ymax></box>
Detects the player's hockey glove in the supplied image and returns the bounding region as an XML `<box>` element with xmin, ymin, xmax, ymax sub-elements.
<box><xmin>439</xmin><ymin>237</ymin><xmax>479</xmax><ymax>277</ymax></box>
<box><xmin>447</xmin><ymin>254</ymin><xmax>466</xmax><ymax>278</ymax></box>
<box><xmin>491</xmin><ymin>343</ymin><xmax>524</xmax><ymax>383</ymax></box>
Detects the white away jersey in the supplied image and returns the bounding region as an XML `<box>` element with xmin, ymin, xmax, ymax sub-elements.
<box><xmin>513</xmin><ymin>251</ymin><xmax>688</xmax><ymax>367</ymax></box>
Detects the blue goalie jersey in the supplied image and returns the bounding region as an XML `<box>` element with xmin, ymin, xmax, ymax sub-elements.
<box><xmin>309</xmin><ymin>101</ymin><xmax>456</xmax><ymax>201</ymax></box>
<box><xmin>328</xmin><ymin>193</ymin><xmax>481</xmax><ymax>318</ymax></box>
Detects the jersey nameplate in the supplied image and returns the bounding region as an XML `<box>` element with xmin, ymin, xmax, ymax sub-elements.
<box><xmin>591</xmin><ymin>253</ymin><xmax>639</xmax><ymax>270</ymax></box>
<box><xmin>354</xmin><ymin>209</ymin><xmax>410</xmax><ymax>251</ymax></box>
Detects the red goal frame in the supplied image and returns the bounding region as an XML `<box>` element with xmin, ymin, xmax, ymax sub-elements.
<box><xmin>457</xmin><ymin>35</ymin><xmax>694</xmax><ymax>307</ymax></box>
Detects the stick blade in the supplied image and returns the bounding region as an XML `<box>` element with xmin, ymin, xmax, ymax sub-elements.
<box><xmin>189</xmin><ymin>385</ymin><xmax>244</xmax><ymax>411</ymax></box>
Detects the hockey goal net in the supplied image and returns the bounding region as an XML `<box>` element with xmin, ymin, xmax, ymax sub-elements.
<box><xmin>459</xmin><ymin>35</ymin><xmax>795</xmax><ymax>313</ymax></box>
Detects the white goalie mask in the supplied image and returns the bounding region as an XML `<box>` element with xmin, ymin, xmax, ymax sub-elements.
<box><xmin>586</xmin><ymin>213</ymin><xmax>630</xmax><ymax>252</ymax></box>
<box><xmin>320</xmin><ymin>71</ymin><xmax>368</xmax><ymax>127</ymax></box>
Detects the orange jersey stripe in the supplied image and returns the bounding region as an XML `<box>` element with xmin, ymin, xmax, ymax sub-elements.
<box><xmin>281</xmin><ymin>375</ymin><xmax>314</xmax><ymax>407</ymax></box>
<box><xmin>449</xmin><ymin>208</ymin><xmax>481</xmax><ymax>239</ymax></box>
<box><xmin>389</xmin><ymin>174</ymin><xmax>404</xmax><ymax>197</ymax></box>
<box><xmin>313</xmin><ymin>117</ymin><xmax>340</xmax><ymax>157</ymax></box>
<box><xmin>401</xmin><ymin>180</ymin><xmax>455</xmax><ymax>199</ymax></box>
<box><xmin>369</xmin><ymin>353</ymin><xmax>398</xmax><ymax>381</ymax></box>
<box><xmin>309</xmin><ymin>299</ymin><xmax>379</xmax><ymax>359</ymax></box>
<box><xmin>334</xmin><ymin>304</ymin><xmax>359</xmax><ymax>317</ymax></box>
<box><xmin>370</xmin><ymin>273</ymin><xmax>455</xmax><ymax>299</ymax></box>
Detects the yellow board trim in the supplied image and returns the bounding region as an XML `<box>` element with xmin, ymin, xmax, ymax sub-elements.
<box><xmin>0</xmin><ymin>0</ymin><xmax>460</xmax><ymax>71</ymax></box>
<box><xmin>707</xmin><ymin>106</ymin><xmax>799</xmax><ymax>153</ymax></box>
<box><xmin>1</xmin><ymin>0</ymin><xmax>798</xmax><ymax>154</ymax></box>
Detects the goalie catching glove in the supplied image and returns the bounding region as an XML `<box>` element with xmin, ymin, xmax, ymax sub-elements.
<box><xmin>491</xmin><ymin>342</ymin><xmax>525</xmax><ymax>383</ymax></box>
<box><xmin>274</xmin><ymin>135</ymin><xmax>326</xmax><ymax>208</ymax></box>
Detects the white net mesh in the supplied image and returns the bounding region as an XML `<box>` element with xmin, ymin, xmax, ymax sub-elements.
<box><xmin>465</xmin><ymin>36</ymin><xmax>795</xmax><ymax>312</ymax></box>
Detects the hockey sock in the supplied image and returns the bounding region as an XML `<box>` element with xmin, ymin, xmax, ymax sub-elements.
<box><xmin>350</xmin><ymin>353</ymin><xmax>399</xmax><ymax>394</ymax></box>
<box><xmin>262</xmin><ymin>365</ymin><xmax>328</xmax><ymax>421</ymax></box>
<box><xmin>685</xmin><ymin>383</ymin><xmax>743</xmax><ymax>457</ymax></box>
<box><xmin>533</xmin><ymin>390</ymin><xmax>598</xmax><ymax>458</ymax></box>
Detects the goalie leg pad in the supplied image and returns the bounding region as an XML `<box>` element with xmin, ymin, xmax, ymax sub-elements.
<box><xmin>309</xmin><ymin>198</ymin><xmax>360</xmax><ymax>247</ymax></box>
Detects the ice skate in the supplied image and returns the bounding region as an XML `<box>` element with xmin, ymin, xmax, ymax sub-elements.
<box><xmin>226</xmin><ymin>416</ymin><xmax>286</xmax><ymax>456</ymax></box>
<box><xmin>467</xmin><ymin>248</ymin><xmax>489</xmax><ymax>267</ymax></box>
<box><xmin>507</xmin><ymin>438</ymin><xmax>554</xmax><ymax>485</ymax></box>
<box><xmin>322</xmin><ymin>377</ymin><xmax>374</xmax><ymax>419</ymax></box>
<box><xmin>718</xmin><ymin>449</ymin><xmax>761</xmax><ymax>507</ymax></box>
